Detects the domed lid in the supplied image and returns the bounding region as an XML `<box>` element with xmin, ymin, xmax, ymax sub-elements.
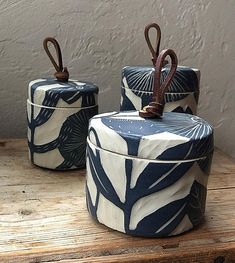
<box><xmin>122</xmin><ymin>66</ymin><xmax>200</xmax><ymax>94</ymax></box>
<box><xmin>28</xmin><ymin>78</ymin><xmax>98</xmax><ymax>108</ymax></box>
<box><xmin>28</xmin><ymin>37</ymin><xmax>98</xmax><ymax>108</ymax></box>
<box><xmin>88</xmin><ymin>111</ymin><xmax>213</xmax><ymax>161</ymax></box>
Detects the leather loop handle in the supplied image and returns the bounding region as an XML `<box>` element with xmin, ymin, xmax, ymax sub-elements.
<box><xmin>154</xmin><ymin>49</ymin><xmax>178</xmax><ymax>102</ymax></box>
<box><xmin>139</xmin><ymin>49</ymin><xmax>178</xmax><ymax>118</ymax></box>
<box><xmin>43</xmin><ymin>37</ymin><xmax>69</xmax><ymax>82</ymax></box>
<box><xmin>144</xmin><ymin>23</ymin><xmax>161</xmax><ymax>66</ymax></box>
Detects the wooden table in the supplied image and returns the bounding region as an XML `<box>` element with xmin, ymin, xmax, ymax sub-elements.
<box><xmin>0</xmin><ymin>140</ymin><xmax>234</xmax><ymax>263</ymax></box>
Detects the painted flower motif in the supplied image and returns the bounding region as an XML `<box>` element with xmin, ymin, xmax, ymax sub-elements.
<box><xmin>56</xmin><ymin>106</ymin><xmax>98</xmax><ymax>169</ymax></box>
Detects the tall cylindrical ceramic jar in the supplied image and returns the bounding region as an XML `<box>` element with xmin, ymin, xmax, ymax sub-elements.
<box><xmin>27</xmin><ymin>38</ymin><xmax>98</xmax><ymax>170</ymax></box>
<box><xmin>120</xmin><ymin>23</ymin><xmax>200</xmax><ymax>115</ymax></box>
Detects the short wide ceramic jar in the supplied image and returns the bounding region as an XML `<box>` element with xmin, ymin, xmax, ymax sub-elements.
<box><xmin>86</xmin><ymin>111</ymin><xmax>214</xmax><ymax>237</ymax></box>
<box><xmin>27</xmin><ymin>78</ymin><xmax>98</xmax><ymax>170</ymax></box>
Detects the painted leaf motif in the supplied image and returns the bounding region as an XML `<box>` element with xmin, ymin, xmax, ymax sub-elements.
<box><xmin>128</xmin><ymin>169</ymin><xmax>195</xmax><ymax>232</ymax></box>
<box><xmin>187</xmin><ymin>181</ymin><xmax>207</xmax><ymax>226</ymax></box>
<box><xmin>33</xmin><ymin>107</ymin><xmax>55</xmax><ymax>127</ymax></box>
<box><xmin>132</xmin><ymin>198</ymin><xmax>187</xmax><ymax>237</ymax></box>
<box><xmin>120</xmin><ymin>87</ymin><xmax>141</xmax><ymax>111</ymax></box>
<box><xmin>87</xmin><ymin>143</ymin><xmax>124</xmax><ymax>209</ymax></box>
<box><xmin>132</xmin><ymin>161</ymin><xmax>194</xmax><ymax>196</ymax></box>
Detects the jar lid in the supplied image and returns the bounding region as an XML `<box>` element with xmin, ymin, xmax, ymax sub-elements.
<box><xmin>88</xmin><ymin>111</ymin><xmax>213</xmax><ymax>161</ymax></box>
<box><xmin>122</xmin><ymin>66</ymin><xmax>200</xmax><ymax>94</ymax></box>
<box><xmin>28</xmin><ymin>78</ymin><xmax>98</xmax><ymax>108</ymax></box>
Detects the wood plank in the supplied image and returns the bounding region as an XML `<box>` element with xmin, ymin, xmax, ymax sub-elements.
<box><xmin>211</xmin><ymin>149</ymin><xmax>235</xmax><ymax>174</ymax></box>
<box><xmin>0</xmin><ymin>139</ymin><xmax>234</xmax><ymax>262</ymax></box>
<box><xmin>208</xmin><ymin>149</ymin><xmax>235</xmax><ymax>190</ymax></box>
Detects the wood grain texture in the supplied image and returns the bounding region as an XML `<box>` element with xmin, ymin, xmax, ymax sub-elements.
<box><xmin>0</xmin><ymin>139</ymin><xmax>234</xmax><ymax>263</ymax></box>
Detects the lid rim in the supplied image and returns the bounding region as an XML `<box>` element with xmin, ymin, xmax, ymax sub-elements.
<box><xmin>27</xmin><ymin>99</ymin><xmax>98</xmax><ymax>110</ymax></box>
<box><xmin>88</xmin><ymin>138</ymin><xmax>213</xmax><ymax>163</ymax></box>
<box><xmin>123</xmin><ymin>65</ymin><xmax>200</xmax><ymax>71</ymax></box>
<box><xmin>121</xmin><ymin>86</ymin><xmax>199</xmax><ymax>95</ymax></box>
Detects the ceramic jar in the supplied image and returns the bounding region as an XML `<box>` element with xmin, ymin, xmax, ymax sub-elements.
<box><xmin>120</xmin><ymin>22</ymin><xmax>200</xmax><ymax>115</ymax></box>
<box><xmin>27</xmin><ymin>78</ymin><xmax>98</xmax><ymax>170</ymax></box>
<box><xmin>86</xmin><ymin>111</ymin><xmax>213</xmax><ymax>237</ymax></box>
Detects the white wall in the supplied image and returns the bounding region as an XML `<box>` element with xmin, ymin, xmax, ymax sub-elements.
<box><xmin>0</xmin><ymin>0</ymin><xmax>235</xmax><ymax>157</ymax></box>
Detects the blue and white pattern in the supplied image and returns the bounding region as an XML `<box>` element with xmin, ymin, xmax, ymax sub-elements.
<box><xmin>86</xmin><ymin>111</ymin><xmax>213</xmax><ymax>237</ymax></box>
<box><xmin>121</xmin><ymin>66</ymin><xmax>200</xmax><ymax>114</ymax></box>
<box><xmin>27</xmin><ymin>78</ymin><xmax>98</xmax><ymax>170</ymax></box>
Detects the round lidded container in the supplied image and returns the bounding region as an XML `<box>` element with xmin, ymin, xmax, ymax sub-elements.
<box><xmin>86</xmin><ymin>49</ymin><xmax>214</xmax><ymax>237</ymax></box>
<box><xmin>86</xmin><ymin>111</ymin><xmax>213</xmax><ymax>237</ymax></box>
<box><xmin>27</xmin><ymin>38</ymin><xmax>98</xmax><ymax>170</ymax></box>
<box><xmin>120</xmin><ymin>23</ymin><xmax>200</xmax><ymax>115</ymax></box>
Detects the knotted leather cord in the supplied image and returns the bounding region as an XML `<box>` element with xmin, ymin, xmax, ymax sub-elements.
<box><xmin>144</xmin><ymin>23</ymin><xmax>161</xmax><ymax>66</ymax></box>
<box><xmin>43</xmin><ymin>37</ymin><xmax>69</xmax><ymax>82</ymax></box>
<box><xmin>139</xmin><ymin>49</ymin><xmax>178</xmax><ymax>118</ymax></box>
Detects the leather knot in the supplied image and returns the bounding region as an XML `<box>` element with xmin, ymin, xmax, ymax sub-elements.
<box><xmin>139</xmin><ymin>102</ymin><xmax>164</xmax><ymax>118</ymax></box>
<box><xmin>54</xmin><ymin>67</ymin><xmax>69</xmax><ymax>82</ymax></box>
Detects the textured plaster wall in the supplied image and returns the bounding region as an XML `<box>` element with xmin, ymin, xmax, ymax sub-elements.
<box><xmin>0</xmin><ymin>0</ymin><xmax>235</xmax><ymax>157</ymax></box>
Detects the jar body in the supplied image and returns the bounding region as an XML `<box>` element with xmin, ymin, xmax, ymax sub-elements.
<box><xmin>27</xmin><ymin>78</ymin><xmax>99</xmax><ymax>170</ymax></box>
<box><xmin>86</xmin><ymin>139</ymin><xmax>213</xmax><ymax>237</ymax></box>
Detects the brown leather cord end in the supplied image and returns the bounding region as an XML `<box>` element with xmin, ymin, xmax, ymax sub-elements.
<box><xmin>43</xmin><ymin>37</ymin><xmax>69</xmax><ymax>82</ymax></box>
<box><xmin>139</xmin><ymin>49</ymin><xmax>178</xmax><ymax>119</ymax></box>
